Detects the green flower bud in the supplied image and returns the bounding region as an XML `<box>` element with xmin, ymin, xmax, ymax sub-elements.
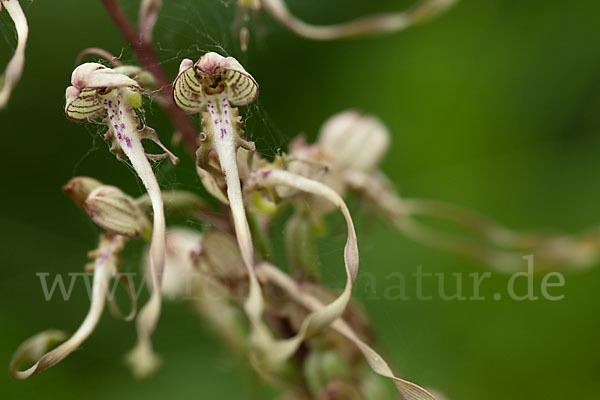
<box><xmin>84</xmin><ymin>185</ymin><xmax>151</xmax><ymax>238</ymax></box>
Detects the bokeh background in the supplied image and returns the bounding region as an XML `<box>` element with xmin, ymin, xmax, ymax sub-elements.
<box><xmin>2</xmin><ymin>0</ymin><xmax>600</xmax><ymax>399</ymax></box>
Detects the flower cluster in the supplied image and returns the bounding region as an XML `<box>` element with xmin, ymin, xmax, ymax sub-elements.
<box><xmin>7</xmin><ymin>2</ymin><xmax>599</xmax><ymax>400</ymax></box>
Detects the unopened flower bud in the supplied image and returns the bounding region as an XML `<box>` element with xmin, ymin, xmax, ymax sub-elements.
<box><xmin>304</xmin><ymin>350</ymin><xmax>351</xmax><ymax>396</ymax></box>
<box><xmin>84</xmin><ymin>186</ymin><xmax>151</xmax><ymax>238</ymax></box>
<box><xmin>318</xmin><ymin>110</ymin><xmax>390</xmax><ymax>171</ymax></box>
<box><xmin>62</xmin><ymin>176</ymin><xmax>103</xmax><ymax>208</ymax></box>
<box><xmin>149</xmin><ymin>228</ymin><xmax>202</xmax><ymax>300</ymax></box>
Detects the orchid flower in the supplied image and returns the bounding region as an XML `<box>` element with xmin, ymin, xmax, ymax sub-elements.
<box><xmin>244</xmin><ymin>0</ymin><xmax>456</xmax><ymax>41</ymax></box>
<box><xmin>173</xmin><ymin>53</ymin><xmax>366</xmax><ymax>368</ymax></box>
<box><xmin>65</xmin><ymin>63</ymin><xmax>179</xmax><ymax>377</ymax></box>
<box><xmin>172</xmin><ymin>52</ymin><xmax>258</xmax><ymax>266</ymax></box>
<box><xmin>318</xmin><ymin>110</ymin><xmax>390</xmax><ymax>172</ymax></box>
<box><xmin>0</xmin><ymin>0</ymin><xmax>28</xmax><ymax>108</ymax></box>
<box><xmin>172</xmin><ymin>52</ymin><xmax>282</xmax><ymax>362</ymax></box>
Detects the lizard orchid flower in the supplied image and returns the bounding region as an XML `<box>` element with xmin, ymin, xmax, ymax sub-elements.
<box><xmin>173</xmin><ymin>52</ymin><xmax>293</xmax><ymax>363</ymax></box>
<box><xmin>172</xmin><ymin>53</ymin><xmax>257</xmax><ymax>269</ymax></box>
<box><xmin>65</xmin><ymin>62</ymin><xmax>178</xmax><ymax>377</ymax></box>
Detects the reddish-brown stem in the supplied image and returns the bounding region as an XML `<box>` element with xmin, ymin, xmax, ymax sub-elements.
<box><xmin>100</xmin><ymin>0</ymin><xmax>198</xmax><ymax>155</ymax></box>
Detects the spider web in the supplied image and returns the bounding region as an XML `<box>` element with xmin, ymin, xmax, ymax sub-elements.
<box><xmin>65</xmin><ymin>0</ymin><xmax>292</xmax><ymax>211</ymax></box>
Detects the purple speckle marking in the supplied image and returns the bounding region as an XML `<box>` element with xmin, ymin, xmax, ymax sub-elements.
<box><xmin>125</xmin><ymin>137</ymin><xmax>132</xmax><ymax>147</ymax></box>
<box><xmin>110</xmin><ymin>115</ymin><xmax>113</xmax><ymax>120</ymax></box>
<box><xmin>220</xmin><ymin>128</ymin><xmax>227</xmax><ymax>138</ymax></box>
<box><xmin>120</xmin><ymin>123</ymin><xmax>125</xmax><ymax>129</ymax></box>
<box><xmin>114</xmin><ymin>124</ymin><xmax>118</xmax><ymax>129</ymax></box>
<box><xmin>108</xmin><ymin>101</ymin><xmax>112</xmax><ymax>107</ymax></box>
<box><xmin>117</xmin><ymin>132</ymin><xmax>123</xmax><ymax>140</ymax></box>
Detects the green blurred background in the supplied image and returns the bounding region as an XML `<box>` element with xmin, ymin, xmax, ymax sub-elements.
<box><xmin>1</xmin><ymin>0</ymin><xmax>600</xmax><ymax>399</ymax></box>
